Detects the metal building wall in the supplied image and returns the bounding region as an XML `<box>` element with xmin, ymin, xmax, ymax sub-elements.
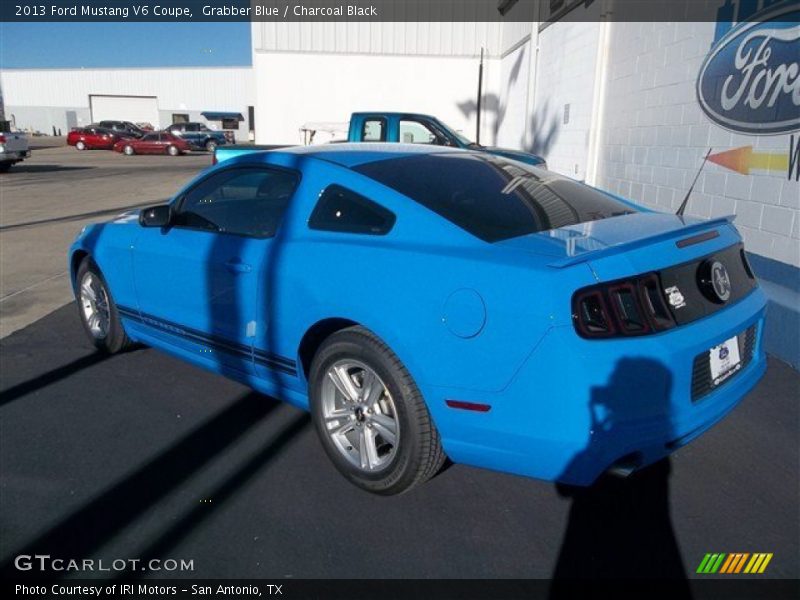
<box><xmin>253</xmin><ymin>21</ymin><xmax>503</xmax><ymax>57</ymax></box>
<box><xmin>0</xmin><ymin>67</ymin><xmax>253</xmax><ymax>137</ymax></box>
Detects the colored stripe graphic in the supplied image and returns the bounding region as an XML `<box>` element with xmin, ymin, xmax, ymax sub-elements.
<box><xmin>697</xmin><ymin>553</ymin><xmax>727</xmax><ymax>573</ymax></box>
<box><xmin>700</xmin><ymin>553</ymin><xmax>774</xmax><ymax>574</ymax></box>
<box><xmin>744</xmin><ymin>553</ymin><xmax>774</xmax><ymax>574</ymax></box>
<box><xmin>719</xmin><ymin>554</ymin><xmax>735</xmax><ymax>573</ymax></box>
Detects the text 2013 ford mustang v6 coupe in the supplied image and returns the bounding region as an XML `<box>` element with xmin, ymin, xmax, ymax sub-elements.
<box><xmin>69</xmin><ymin>144</ymin><xmax>767</xmax><ymax>494</ymax></box>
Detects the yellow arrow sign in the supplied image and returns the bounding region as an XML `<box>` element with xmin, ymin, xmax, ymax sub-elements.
<box><xmin>708</xmin><ymin>146</ymin><xmax>789</xmax><ymax>175</ymax></box>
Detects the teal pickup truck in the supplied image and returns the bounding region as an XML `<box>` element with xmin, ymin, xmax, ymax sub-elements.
<box><xmin>213</xmin><ymin>112</ymin><xmax>547</xmax><ymax>167</ymax></box>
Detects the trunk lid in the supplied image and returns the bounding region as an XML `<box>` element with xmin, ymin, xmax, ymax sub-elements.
<box><xmin>496</xmin><ymin>212</ymin><xmax>741</xmax><ymax>281</ymax></box>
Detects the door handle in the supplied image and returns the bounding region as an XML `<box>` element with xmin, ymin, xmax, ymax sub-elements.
<box><xmin>225</xmin><ymin>259</ymin><xmax>252</xmax><ymax>274</ymax></box>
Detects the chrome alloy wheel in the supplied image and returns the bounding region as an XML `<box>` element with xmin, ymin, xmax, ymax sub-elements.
<box><xmin>321</xmin><ymin>360</ymin><xmax>400</xmax><ymax>472</ymax></box>
<box><xmin>79</xmin><ymin>272</ymin><xmax>110</xmax><ymax>339</ymax></box>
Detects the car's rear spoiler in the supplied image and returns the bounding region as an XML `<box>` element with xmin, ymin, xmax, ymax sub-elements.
<box><xmin>547</xmin><ymin>215</ymin><xmax>736</xmax><ymax>269</ymax></box>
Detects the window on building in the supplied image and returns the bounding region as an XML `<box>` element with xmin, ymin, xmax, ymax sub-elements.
<box><xmin>221</xmin><ymin>118</ymin><xmax>240</xmax><ymax>130</ymax></box>
<box><xmin>172</xmin><ymin>114</ymin><xmax>189</xmax><ymax>124</ymax></box>
<box><xmin>361</xmin><ymin>118</ymin><xmax>386</xmax><ymax>142</ymax></box>
<box><xmin>309</xmin><ymin>185</ymin><xmax>395</xmax><ymax>235</ymax></box>
<box><xmin>175</xmin><ymin>167</ymin><xmax>300</xmax><ymax>238</ymax></box>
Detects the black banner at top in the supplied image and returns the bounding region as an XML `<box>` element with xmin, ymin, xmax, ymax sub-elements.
<box><xmin>1</xmin><ymin>0</ymin><xmax>781</xmax><ymax>23</ymax></box>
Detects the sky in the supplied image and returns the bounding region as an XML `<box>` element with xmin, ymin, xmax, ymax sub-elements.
<box><xmin>0</xmin><ymin>23</ymin><xmax>252</xmax><ymax>69</ymax></box>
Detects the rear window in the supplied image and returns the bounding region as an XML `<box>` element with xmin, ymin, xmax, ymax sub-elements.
<box><xmin>353</xmin><ymin>153</ymin><xmax>637</xmax><ymax>242</ymax></box>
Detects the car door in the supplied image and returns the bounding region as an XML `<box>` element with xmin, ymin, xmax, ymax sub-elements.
<box><xmin>131</xmin><ymin>165</ymin><xmax>300</xmax><ymax>376</ymax></box>
<box><xmin>138</xmin><ymin>133</ymin><xmax>158</xmax><ymax>153</ymax></box>
<box><xmin>182</xmin><ymin>123</ymin><xmax>200</xmax><ymax>147</ymax></box>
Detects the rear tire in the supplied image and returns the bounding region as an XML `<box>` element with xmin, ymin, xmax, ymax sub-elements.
<box><xmin>76</xmin><ymin>141</ymin><xmax>86</xmax><ymax>151</ymax></box>
<box><xmin>75</xmin><ymin>258</ymin><xmax>132</xmax><ymax>354</ymax></box>
<box><xmin>167</xmin><ymin>145</ymin><xmax>180</xmax><ymax>156</ymax></box>
<box><xmin>309</xmin><ymin>326</ymin><xmax>446</xmax><ymax>495</ymax></box>
<box><xmin>205</xmin><ymin>139</ymin><xmax>217</xmax><ymax>152</ymax></box>
<box><xmin>0</xmin><ymin>163</ymin><xmax>11</xmax><ymax>172</ymax></box>
<box><xmin>123</xmin><ymin>145</ymin><xmax>135</xmax><ymax>156</ymax></box>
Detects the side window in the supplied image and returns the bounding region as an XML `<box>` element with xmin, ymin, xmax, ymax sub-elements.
<box><xmin>142</xmin><ymin>134</ymin><xmax>158</xmax><ymax>142</ymax></box>
<box><xmin>309</xmin><ymin>185</ymin><xmax>395</xmax><ymax>235</ymax></box>
<box><xmin>175</xmin><ymin>168</ymin><xmax>299</xmax><ymax>238</ymax></box>
<box><xmin>185</xmin><ymin>123</ymin><xmax>199</xmax><ymax>132</ymax></box>
<box><xmin>361</xmin><ymin>118</ymin><xmax>386</xmax><ymax>142</ymax></box>
<box><xmin>399</xmin><ymin>120</ymin><xmax>442</xmax><ymax>145</ymax></box>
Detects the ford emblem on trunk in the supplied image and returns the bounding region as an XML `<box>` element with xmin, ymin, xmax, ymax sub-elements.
<box><xmin>696</xmin><ymin>3</ymin><xmax>800</xmax><ymax>135</ymax></box>
<box><xmin>711</xmin><ymin>261</ymin><xmax>732</xmax><ymax>302</ymax></box>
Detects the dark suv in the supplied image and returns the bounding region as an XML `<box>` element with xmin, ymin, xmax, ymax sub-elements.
<box><xmin>165</xmin><ymin>122</ymin><xmax>228</xmax><ymax>152</ymax></box>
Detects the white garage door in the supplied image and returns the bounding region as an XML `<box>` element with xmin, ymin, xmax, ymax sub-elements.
<box><xmin>90</xmin><ymin>95</ymin><xmax>159</xmax><ymax>127</ymax></box>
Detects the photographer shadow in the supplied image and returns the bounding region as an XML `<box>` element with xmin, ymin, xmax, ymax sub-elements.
<box><xmin>549</xmin><ymin>358</ymin><xmax>692</xmax><ymax>597</ymax></box>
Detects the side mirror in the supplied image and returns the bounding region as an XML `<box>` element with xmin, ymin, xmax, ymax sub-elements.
<box><xmin>139</xmin><ymin>204</ymin><xmax>172</xmax><ymax>228</ymax></box>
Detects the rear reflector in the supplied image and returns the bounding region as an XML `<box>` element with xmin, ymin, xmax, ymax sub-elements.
<box><xmin>445</xmin><ymin>399</ymin><xmax>491</xmax><ymax>412</ymax></box>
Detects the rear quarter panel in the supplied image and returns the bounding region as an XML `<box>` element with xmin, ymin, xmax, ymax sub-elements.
<box><xmin>263</xmin><ymin>156</ymin><xmax>598</xmax><ymax>399</ymax></box>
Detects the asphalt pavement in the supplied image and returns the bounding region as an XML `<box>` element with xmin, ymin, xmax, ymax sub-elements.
<box><xmin>0</xmin><ymin>144</ymin><xmax>212</xmax><ymax>338</ymax></box>
<box><xmin>0</xmin><ymin>304</ymin><xmax>797</xmax><ymax>582</ymax></box>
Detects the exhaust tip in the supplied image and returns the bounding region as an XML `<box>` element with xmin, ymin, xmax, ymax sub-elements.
<box><xmin>606</xmin><ymin>452</ymin><xmax>643</xmax><ymax>478</ymax></box>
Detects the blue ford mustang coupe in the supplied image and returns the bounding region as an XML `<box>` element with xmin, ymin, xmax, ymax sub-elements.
<box><xmin>69</xmin><ymin>144</ymin><xmax>767</xmax><ymax>494</ymax></box>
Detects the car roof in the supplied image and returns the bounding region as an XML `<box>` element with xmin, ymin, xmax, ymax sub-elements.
<box><xmin>351</xmin><ymin>112</ymin><xmax>440</xmax><ymax>120</ymax></box>
<box><xmin>270</xmin><ymin>143</ymin><xmax>472</xmax><ymax>168</ymax></box>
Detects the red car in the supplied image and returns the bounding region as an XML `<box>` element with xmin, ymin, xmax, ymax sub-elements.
<box><xmin>67</xmin><ymin>127</ymin><xmax>123</xmax><ymax>150</ymax></box>
<box><xmin>113</xmin><ymin>132</ymin><xmax>191</xmax><ymax>156</ymax></box>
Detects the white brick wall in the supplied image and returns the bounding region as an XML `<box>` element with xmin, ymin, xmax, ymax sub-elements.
<box><xmin>531</xmin><ymin>21</ymin><xmax>601</xmax><ymax>180</ymax></box>
<box><xmin>533</xmin><ymin>22</ymin><xmax>800</xmax><ymax>266</ymax></box>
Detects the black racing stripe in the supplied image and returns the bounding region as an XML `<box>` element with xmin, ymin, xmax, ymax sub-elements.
<box><xmin>253</xmin><ymin>348</ymin><xmax>297</xmax><ymax>368</ymax></box>
<box><xmin>117</xmin><ymin>306</ymin><xmax>297</xmax><ymax>376</ymax></box>
<box><xmin>116</xmin><ymin>305</ymin><xmax>139</xmax><ymax>319</ymax></box>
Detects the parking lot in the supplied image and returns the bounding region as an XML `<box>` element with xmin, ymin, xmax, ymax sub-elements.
<box><xmin>0</xmin><ymin>141</ymin><xmax>211</xmax><ymax>338</ymax></box>
<box><xmin>0</xmin><ymin>144</ymin><xmax>798</xmax><ymax>584</ymax></box>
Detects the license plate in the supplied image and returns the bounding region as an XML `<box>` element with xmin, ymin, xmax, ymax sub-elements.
<box><xmin>709</xmin><ymin>335</ymin><xmax>742</xmax><ymax>385</ymax></box>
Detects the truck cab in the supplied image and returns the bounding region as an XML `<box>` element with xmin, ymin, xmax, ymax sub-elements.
<box><xmin>213</xmin><ymin>111</ymin><xmax>547</xmax><ymax>167</ymax></box>
<box><xmin>347</xmin><ymin>112</ymin><xmax>546</xmax><ymax>167</ymax></box>
<box><xmin>0</xmin><ymin>122</ymin><xmax>30</xmax><ymax>172</ymax></box>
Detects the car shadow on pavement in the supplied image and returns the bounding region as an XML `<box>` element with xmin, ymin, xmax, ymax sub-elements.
<box><xmin>0</xmin><ymin>350</ymin><xmax>110</xmax><ymax>408</ymax></box>
<box><xmin>115</xmin><ymin>413</ymin><xmax>309</xmax><ymax>578</ymax></box>
<box><xmin>549</xmin><ymin>358</ymin><xmax>692</xmax><ymax>597</ymax></box>
<box><xmin>0</xmin><ymin>390</ymin><xmax>285</xmax><ymax>581</ymax></box>
<box><xmin>0</xmin><ymin>201</ymin><xmax>159</xmax><ymax>232</ymax></box>
<box><xmin>2</xmin><ymin>165</ymin><xmax>95</xmax><ymax>174</ymax></box>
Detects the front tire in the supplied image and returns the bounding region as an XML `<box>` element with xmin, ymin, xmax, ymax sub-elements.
<box><xmin>75</xmin><ymin>141</ymin><xmax>86</xmax><ymax>151</ymax></box>
<box><xmin>167</xmin><ymin>145</ymin><xmax>180</xmax><ymax>156</ymax></box>
<box><xmin>309</xmin><ymin>326</ymin><xmax>446</xmax><ymax>495</ymax></box>
<box><xmin>123</xmin><ymin>145</ymin><xmax>135</xmax><ymax>156</ymax></box>
<box><xmin>204</xmin><ymin>139</ymin><xmax>217</xmax><ymax>152</ymax></box>
<box><xmin>75</xmin><ymin>258</ymin><xmax>132</xmax><ymax>354</ymax></box>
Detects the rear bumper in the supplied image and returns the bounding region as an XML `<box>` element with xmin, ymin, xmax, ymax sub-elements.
<box><xmin>0</xmin><ymin>150</ymin><xmax>30</xmax><ymax>162</ymax></box>
<box><xmin>430</xmin><ymin>288</ymin><xmax>768</xmax><ymax>485</ymax></box>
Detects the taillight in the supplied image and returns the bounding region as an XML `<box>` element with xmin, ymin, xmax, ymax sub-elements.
<box><xmin>574</xmin><ymin>290</ymin><xmax>615</xmax><ymax>337</ymax></box>
<box><xmin>0</xmin><ymin>135</ymin><xmax>6</xmax><ymax>143</ymax></box>
<box><xmin>212</xmin><ymin>154</ymin><xmax>217</xmax><ymax>165</ymax></box>
<box><xmin>573</xmin><ymin>273</ymin><xmax>677</xmax><ymax>339</ymax></box>
<box><xmin>740</xmin><ymin>249</ymin><xmax>755</xmax><ymax>279</ymax></box>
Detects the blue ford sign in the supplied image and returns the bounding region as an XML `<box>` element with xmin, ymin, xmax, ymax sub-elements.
<box><xmin>697</xmin><ymin>3</ymin><xmax>800</xmax><ymax>135</ymax></box>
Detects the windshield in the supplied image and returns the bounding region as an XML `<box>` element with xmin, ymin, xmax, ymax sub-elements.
<box><xmin>353</xmin><ymin>153</ymin><xmax>637</xmax><ymax>242</ymax></box>
<box><xmin>437</xmin><ymin>120</ymin><xmax>476</xmax><ymax>147</ymax></box>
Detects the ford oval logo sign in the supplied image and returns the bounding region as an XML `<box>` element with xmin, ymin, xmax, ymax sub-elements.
<box><xmin>697</xmin><ymin>4</ymin><xmax>800</xmax><ymax>135</ymax></box>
